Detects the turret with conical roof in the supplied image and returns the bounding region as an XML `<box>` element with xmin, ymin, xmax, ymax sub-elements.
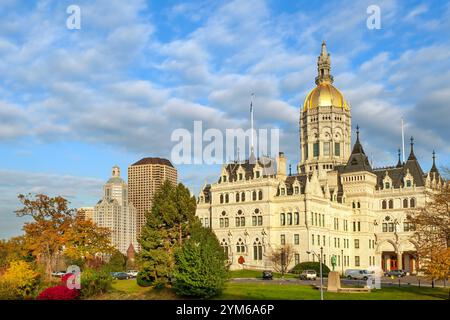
<box><xmin>343</xmin><ymin>125</ymin><xmax>373</xmax><ymax>173</ymax></box>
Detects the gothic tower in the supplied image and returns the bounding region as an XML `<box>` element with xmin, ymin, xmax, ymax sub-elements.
<box><xmin>298</xmin><ymin>42</ymin><xmax>352</xmax><ymax>174</ymax></box>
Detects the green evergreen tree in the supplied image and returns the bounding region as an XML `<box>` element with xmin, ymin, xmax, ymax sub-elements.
<box><xmin>138</xmin><ymin>181</ymin><xmax>198</xmax><ymax>287</ymax></box>
<box><xmin>173</xmin><ymin>225</ymin><xmax>228</xmax><ymax>298</ymax></box>
<box><xmin>103</xmin><ymin>250</ymin><xmax>126</xmax><ymax>272</ymax></box>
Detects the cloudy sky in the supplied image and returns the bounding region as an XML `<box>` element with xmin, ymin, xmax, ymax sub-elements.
<box><xmin>0</xmin><ymin>0</ymin><xmax>449</xmax><ymax>239</ymax></box>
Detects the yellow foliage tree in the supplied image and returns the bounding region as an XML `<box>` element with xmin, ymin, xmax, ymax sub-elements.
<box><xmin>1</xmin><ymin>260</ymin><xmax>40</xmax><ymax>299</ymax></box>
<box><xmin>64</xmin><ymin>216</ymin><xmax>114</xmax><ymax>263</ymax></box>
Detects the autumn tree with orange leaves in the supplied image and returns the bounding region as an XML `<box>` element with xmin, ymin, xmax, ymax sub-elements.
<box><xmin>15</xmin><ymin>194</ymin><xmax>113</xmax><ymax>278</ymax></box>
<box><xmin>407</xmin><ymin>168</ymin><xmax>449</xmax><ymax>282</ymax></box>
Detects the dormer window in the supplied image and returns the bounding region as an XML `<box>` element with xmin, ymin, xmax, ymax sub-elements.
<box><xmin>385</xmin><ymin>182</ymin><xmax>390</xmax><ymax>189</ymax></box>
<box><xmin>280</xmin><ymin>188</ymin><xmax>285</xmax><ymax>196</ymax></box>
<box><xmin>255</xmin><ymin>171</ymin><xmax>260</xmax><ymax>178</ymax></box>
<box><xmin>294</xmin><ymin>186</ymin><xmax>299</xmax><ymax>194</ymax></box>
<box><xmin>239</xmin><ymin>173</ymin><xmax>243</xmax><ymax>180</ymax></box>
<box><xmin>223</xmin><ymin>175</ymin><xmax>227</xmax><ymax>182</ymax></box>
<box><xmin>403</xmin><ymin>169</ymin><xmax>413</xmax><ymax>188</ymax></box>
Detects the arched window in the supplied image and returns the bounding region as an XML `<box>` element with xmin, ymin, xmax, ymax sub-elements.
<box><xmin>225</xmin><ymin>194</ymin><xmax>229</xmax><ymax>203</ymax></box>
<box><xmin>382</xmin><ymin>216</ymin><xmax>395</xmax><ymax>232</ymax></box>
<box><xmin>252</xmin><ymin>191</ymin><xmax>257</xmax><ymax>201</ymax></box>
<box><xmin>236</xmin><ymin>238</ymin><xmax>245</xmax><ymax>253</ymax></box>
<box><xmin>241</xmin><ymin>192</ymin><xmax>245</xmax><ymax>202</ymax></box>
<box><xmin>352</xmin><ymin>202</ymin><xmax>356</xmax><ymax>209</ymax></box>
<box><xmin>357</xmin><ymin>202</ymin><xmax>361</xmax><ymax>208</ymax></box>
<box><xmin>287</xmin><ymin>213</ymin><xmax>292</xmax><ymax>225</ymax></box>
<box><xmin>403</xmin><ymin>199</ymin><xmax>408</xmax><ymax>208</ymax></box>
<box><xmin>253</xmin><ymin>239</ymin><xmax>263</xmax><ymax>261</ymax></box>
<box><xmin>220</xmin><ymin>239</ymin><xmax>229</xmax><ymax>257</ymax></box>
<box><xmin>236</xmin><ymin>193</ymin><xmax>240</xmax><ymax>202</ymax></box>
<box><xmin>220</xmin><ymin>211</ymin><xmax>229</xmax><ymax>228</ymax></box>
<box><xmin>410</xmin><ymin>198</ymin><xmax>416</xmax><ymax>208</ymax></box>
<box><xmin>220</xmin><ymin>194</ymin><xmax>224</xmax><ymax>204</ymax></box>
<box><xmin>236</xmin><ymin>210</ymin><xmax>244</xmax><ymax>227</ymax></box>
<box><xmin>258</xmin><ymin>190</ymin><xmax>263</xmax><ymax>200</ymax></box>
<box><xmin>388</xmin><ymin>199</ymin><xmax>394</xmax><ymax>209</ymax></box>
<box><xmin>252</xmin><ymin>208</ymin><xmax>263</xmax><ymax>226</ymax></box>
<box><xmin>280</xmin><ymin>213</ymin><xmax>286</xmax><ymax>226</ymax></box>
<box><xmin>382</xmin><ymin>200</ymin><xmax>387</xmax><ymax>209</ymax></box>
<box><xmin>294</xmin><ymin>212</ymin><xmax>299</xmax><ymax>225</ymax></box>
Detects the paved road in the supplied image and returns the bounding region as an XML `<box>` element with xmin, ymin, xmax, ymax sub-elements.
<box><xmin>231</xmin><ymin>276</ymin><xmax>449</xmax><ymax>288</ymax></box>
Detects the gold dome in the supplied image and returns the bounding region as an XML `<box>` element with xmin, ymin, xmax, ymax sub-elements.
<box><xmin>303</xmin><ymin>82</ymin><xmax>349</xmax><ymax>112</ymax></box>
<box><xmin>302</xmin><ymin>41</ymin><xmax>350</xmax><ymax>112</ymax></box>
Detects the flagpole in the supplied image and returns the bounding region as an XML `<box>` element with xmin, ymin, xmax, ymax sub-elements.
<box><xmin>250</xmin><ymin>93</ymin><xmax>255</xmax><ymax>153</ymax></box>
<box><xmin>401</xmin><ymin>117</ymin><xmax>405</xmax><ymax>163</ymax></box>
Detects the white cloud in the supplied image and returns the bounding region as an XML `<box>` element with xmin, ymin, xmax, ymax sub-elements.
<box><xmin>0</xmin><ymin>169</ymin><xmax>104</xmax><ymax>239</ymax></box>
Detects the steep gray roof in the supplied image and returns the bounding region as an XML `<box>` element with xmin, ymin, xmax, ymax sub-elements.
<box><xmin>342</xmin><ymin>127</ymin><xmax>373</xmax><ymax>173</ymax></box>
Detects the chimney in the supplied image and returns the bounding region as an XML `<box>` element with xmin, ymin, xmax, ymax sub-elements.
<box><xmin>277</xmin><ymin>152</ymin><xmax>287</xmax><ymax>178</ymax></box>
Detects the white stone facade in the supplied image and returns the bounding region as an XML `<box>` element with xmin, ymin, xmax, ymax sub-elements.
<box><xmin>196</xmin><ymin>43</ymin><xmax>444</xmax><ymax>273</ymax></box>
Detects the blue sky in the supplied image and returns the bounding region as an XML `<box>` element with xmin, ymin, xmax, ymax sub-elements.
<box><xmin>0</xmin><ymin>0</ymin><xmax>449</xmax><ymax>239</ymax></box>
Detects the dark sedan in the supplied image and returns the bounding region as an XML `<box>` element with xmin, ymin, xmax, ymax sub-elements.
<box><xmin>385</xmin><ymin>270</ymin><xmax>407</xmax><ymax>277</ymax></box>
<box><xmin>111</xmin><ymin>272</ymin><xmax>131</xmax><ymax>280</ymax></box>
<box><xmin>262</xmin><ymin>270</ymin><xmax>273</xmax><ymax>280</ymax></box>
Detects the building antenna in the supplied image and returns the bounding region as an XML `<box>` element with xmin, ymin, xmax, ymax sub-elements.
<box><xmin>250</xmin><ymin>93</ymin><xmax>255</xmax><ymax>155</ymax></box>
<box><xmin>401</xmin><ymin>117</ymin><xmax>405</xmax><ymax>163</ymax></box>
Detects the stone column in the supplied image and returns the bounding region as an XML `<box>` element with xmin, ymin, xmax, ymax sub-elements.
<box><xmin>397</xmin><ymin>251</ymin><xmax>403</xmax><ymax>270</ymax></box>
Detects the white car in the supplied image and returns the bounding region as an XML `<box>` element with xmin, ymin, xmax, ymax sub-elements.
<box><xmin>126</xmin><ymin>270</ymin><xmax>139</xmax><ymax>278</ymax></box>
<box><xmin>51</xmin><ymin>271</ymin><xmax>66</xmax><ymax>278</ymax></box>
<box><xmin>299</xmin><ymin>270</ymin><xmax>317</xmax><ymax>280</ymax></box>
<box><xmin>344</xmin><ymin>269</ymin><xmax>371</xmax><ymax>280</ymax></box>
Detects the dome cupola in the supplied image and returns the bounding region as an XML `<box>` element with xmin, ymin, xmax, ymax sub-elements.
<box><xmin>303</xmin><ymin>41</ymin><xmax>349</xmax><ymax>112</ymax></box>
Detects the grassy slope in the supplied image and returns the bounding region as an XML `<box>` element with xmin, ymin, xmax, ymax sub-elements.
<box><xmin>100</xmin><ymin>279</ymin><xmax>449</xmax><ymax>300</ymax></box>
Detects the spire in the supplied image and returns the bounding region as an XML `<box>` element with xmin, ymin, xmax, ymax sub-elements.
<box><xmin>408</xmin><ymin>136</ymin><xmax>417</xmax><ymax>161</ymax></box>
<box><xmin>396</xmin><ymin>148</ymin><xmax>402</xmax><ymax>167</ymax></box>
<box><xmin>343</xmin><ymin>125</ymin><xmax>372</xmax><ymax>173</ymax></box>
<box><xmin>350</xmin><ymin>125</ymin><xmax>364</xmax><ymax>155</ymax></box>
<box><xmin>430</xmin><ymin>150</ymin><xmax>438</xmax><ymax>173</ymax></box>
<box><xmin>315</xmin><ymin>41</ymin><xmax>334</xmax><ymax>85</ymax></box>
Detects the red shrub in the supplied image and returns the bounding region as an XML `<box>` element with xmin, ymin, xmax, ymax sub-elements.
<box><xmin>36</xmin><ymin>285</ymin><xmax>80</xmax><ymax>300</ymax></box>
<box><xmin>36</xmin><ymin>274</ymin><xmax>80</xmax><ymax>300</ymax></box>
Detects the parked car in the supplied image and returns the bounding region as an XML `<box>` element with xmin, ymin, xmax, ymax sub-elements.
<box><xmin>126</xmin><ymin>270</ymin><xmax>139</xmax><ymax>278</ymax></box>
<box><xmin>262</xmin><ymin>270</ymin><xmax>273</xmax><ymax>280</ymax></box>
<box><xmin>385</xmin><ymin>270</ymin><xmax>407</xmax><ymax>278</ymax></box>
<box><xmin>299</xmin><ymin>270</ymin><xmax>317</xmax><ymax>280</ymax></box>
<box><xmin>344</xmin><ymin>269</ymin><xmax>371</xmax><ymax>280</ymax></box>
<box><xmin>111</xmin><ymin>272</ymin><xmax>131</xmax><ymax>280</ymax></box>
<box><xmin>51</xmin><ymin>271</ymin><xmax>66</xmax><ymax>278</ymax></box>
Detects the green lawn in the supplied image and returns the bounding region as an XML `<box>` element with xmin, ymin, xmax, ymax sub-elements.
<box><xmin>101</xmin><ymin>279</ymin><xmax>449</xmax><ymax>300</ymax></box>
<box><xmin>220</xmin><ymin>282</ymin><xmax>449</xmax><ymax>300</ymax></box>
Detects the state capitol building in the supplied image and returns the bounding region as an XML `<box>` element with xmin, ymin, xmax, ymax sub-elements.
<box><xmin>196</xmin><ymin>42</ymin><xmax>444</xmax><ymax>273</ymax></box>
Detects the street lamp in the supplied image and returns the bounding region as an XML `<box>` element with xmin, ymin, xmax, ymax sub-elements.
<box><xmin>341</xmin><ymin>249</ymin><xmax>344</xmax><ymax>275</ymax></box>
<box><xmin>307</xmin><ymin>247</ymin><xmax>324</xmax><ymax>300</ymax></box>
